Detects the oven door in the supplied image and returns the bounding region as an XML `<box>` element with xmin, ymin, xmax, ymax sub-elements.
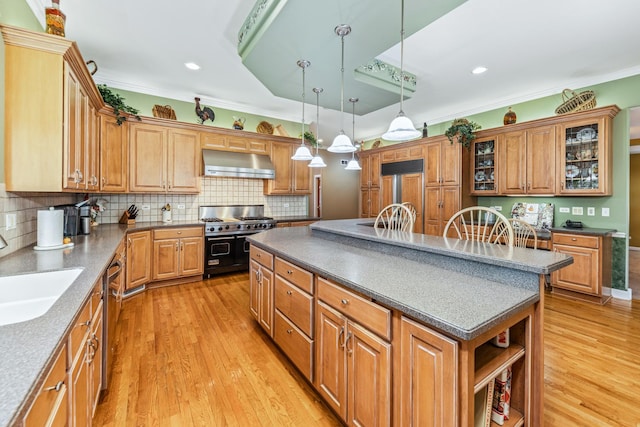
<box><xmin>235</xmin><ymin>234</ymin><xmax>253</xmax><ymax>267</ymax></box>
<box><xmin>204</xmin><ymin>236</ymin><xmax>236</xmax><ymax>276</ymax></box>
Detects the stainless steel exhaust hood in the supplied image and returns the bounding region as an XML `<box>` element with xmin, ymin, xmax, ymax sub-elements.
<box><xmin>202</xmin><ymin>149</ymin><xmax>276</xmax><ymax>179</ymax></box>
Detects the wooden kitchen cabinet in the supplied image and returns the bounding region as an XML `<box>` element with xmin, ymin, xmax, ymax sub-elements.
<box><xmin>399</xmin><ymin>316</ymin><xmax>457</xmax><ymax>427</ymax></box>
<box><xmin>126</xmin><ymin>230</ymin><xmax>151</xmax><ymax>291</ymax></box>
<box><xmin>68</xmin><ymin>279</ymin><xmax>103</xmax><ymax>427</ymax></box>
<box><xmin>129</xmin><ymin>123</ymin><xmax>200</xmax><ymax>193</ymax></box>
<box><xmin>2</xmin><ymin>24</ymin><xmax>103</xmax><ymax>192</ymax></box>
<box><xmin>424</xmin><ymin>185</ymin><xmax>461</xmax><ymax>237</ymax></box>
<box><xmin>425</xmin><ymin>137</ymin><xmax>460</xmax><ymax>187</ymax></box>
<box><xmin>99</xmin><ymin>114</ymin><xmax>128</xmax><ymax>192</ymax></box>
<box><xmin>380</xmin><ymin>145</ymin><xmax>423</xmax><ymax>163</ymax></box>
<box><xmin>470</xmin><ymin>136</ymin><xmax>497</xmax><ymax>195</ymax></box>
<box><xmin>263</xmin><ymin>142</ymin><xmax>311</xmax><ymax>195</ymax></box>
<box><xmin>557</xmin><ymin>113</ymin><xmax>614</xmax><ymax>195</ymax></box>
<box><xmin>250</xmin><ymin>246</ymin><xmax>275</xmax><ymax>336</ymax></box>
<box><xmin>152</xmin><ymin>227</ymin><xmax>204</xmax><ymax>281</ymax></box>
<box><xmin>23</xmin><ymin>343</ymin><xmax>68</xmax><ymax>427</ymax></box>
<box><xmin>359</xmin><ymin>152</ymin><xmax>381</xmax><ymax>218</ymax></box>
<box><xmin>551</xmin><ymin>232</ymin><xmax>612</xmax><ymax>303</ymax></box>
<box><xmin>315</xmin><ymin>278</ymin><xmax>392</xmax><ymax>426</ymax></box>
<box><xmin>201</xmin><ymin>131</ymin><xmax>270</xmax><ymax>155</ymax></box>
<box><xmin>498</xmin><ymin>125</ymin><xmax>556</xmax><ymax>195</ymax></box>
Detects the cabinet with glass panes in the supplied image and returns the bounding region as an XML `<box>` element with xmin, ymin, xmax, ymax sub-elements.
<box><xmin>470</xmin><ymin>137</ymin><xmax>497</xmax><ymax>195</ymax></box>
<box><xmin>558</xmin><ymin>113</ymin><xmax>613</xmax><ymax>196</ymax></box>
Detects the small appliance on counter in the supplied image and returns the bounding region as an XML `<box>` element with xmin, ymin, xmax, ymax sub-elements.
<box><xmin>56</xmin><ymin>200</ymin><xmax>92</xmax><ymax>236</ymax></box>
<box><xmin>34</xmin><ymin>207</ymin><xmax>74</xmax><ymax>251</ymax></box>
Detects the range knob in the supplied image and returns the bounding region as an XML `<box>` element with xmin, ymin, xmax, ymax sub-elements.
<box><xmin>217</xmin><ymin>226</ymin><xmax>223</xmax><ymax>231</ymax></box>
<box><xmin>236</xmin><ymin>224</ymin><xmax>241</xmax><ymax>229</ymax></box>
<box><xmin>225</xmin><ymin>225</ymin><xmax>229</xmax><ymax>230</ymax></box>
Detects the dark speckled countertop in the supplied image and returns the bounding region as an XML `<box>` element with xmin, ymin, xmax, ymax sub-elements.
<box><xmin>550</xmin><ymin>226</ymin><xmax>616</xmax><ymax>236</ymax></box>
<box><xmin>273</xmin><ymin>216</ymin><xmax>321</xmax><ymax>223</ymax></box>
<box><xmin>0</xmin><ymin>221</ymin><xmax>203</xmax><ymax>427</ymax></box>
<box><xmin>249</xmin><ymin>219</ymin><xmax>573</xmax><ymax>342</ymax></box>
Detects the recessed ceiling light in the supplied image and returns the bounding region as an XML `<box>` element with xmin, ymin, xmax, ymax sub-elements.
<box><xmin>472</xmin><ymin>66</ymin><xmax>488</xmax><ymax>75</ymax></box>
<box><xmin>185</xmin><ymin>62</ymin><xmax>201</xmax><ymax>70</ymax></box>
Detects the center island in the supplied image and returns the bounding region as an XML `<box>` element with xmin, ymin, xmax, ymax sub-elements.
<box><xmin>247</xmin><ymin>219</ymin><xmax>572</xmax><ymax>426</ymax></box>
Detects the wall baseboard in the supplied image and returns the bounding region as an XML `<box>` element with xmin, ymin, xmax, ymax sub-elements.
<box><xmin>612</xmin><ymin>288</ymin><xmax>633</xmax><ymax>300</ymax></box>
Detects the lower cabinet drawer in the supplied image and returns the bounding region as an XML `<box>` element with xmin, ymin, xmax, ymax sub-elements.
<box><xmin>24</xmin><ymin>343</ymin><xmax>68</xmax><ymax>427</ymax></box>
<box><xmin>552</xmin><ymin>233</ymin><xmax>599</xmax><ymax>249</ymax></box>
<box><xmin>274</xmin><ymin>310</ymin><xmax>314</xmax><ymax>382</ymax></box>
<box><xmin>274</xmin><ymin>276</ymin><xmax>313</xmax><ymax>337</ymax></box>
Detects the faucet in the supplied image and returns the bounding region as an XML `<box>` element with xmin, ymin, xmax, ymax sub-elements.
<box><xmin>0</xmin><ymin>234</ymin><xmax>7</xmax><ymax>249</ymax></box>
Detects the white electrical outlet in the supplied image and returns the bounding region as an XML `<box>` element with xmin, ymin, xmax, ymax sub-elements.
<box><xmin>283</xmin><ymin>203</ymin><xmax>290</xmax><ymax>208</ymax></box>
<box><xmin>493</xmin><ymin>206</ymin><xmax>502</xmax><ymax>211</ymax></box>
<box><xmin>141</xmin><ymin>205</ymin><xmax>150</xmax><ymax>210</ymax></box>
<box><xmin>5</xmin><ymin>213</ymin><xmax>16</xmax><ymax>230</ymax></box>
<box><xmin>587</xmin><ymin>207</ymin><xmax>595</xmax><ymax>216</ymax></box>
<box><xmin>602</xmin><ymin>207</ymin><xmax>610</xmax><ymax>217</ymax></box>
<box><xmin>177</xmin><ymin>204</ymin><xmax>185</xmax><ymax>210</ymax></box>
<box><xmin>559</xmin><ymin>207</ymin><xmax>570</xmax><ymax>213</ymax></box>
<box><xmin>572</xmin><ymin>206</ymin><xmax>583</xmax><ymax>215</ymax></box>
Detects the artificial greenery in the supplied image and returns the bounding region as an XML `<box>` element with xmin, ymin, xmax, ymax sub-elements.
<box><xmin>445</xmin><ymin>118</ymin><xmax>481</xmax><ymax>148</ymax></box>
<box><xmin>301</xmin><ymin>131</ymin><xmax>318</xmax><ymax>147</ymax></box>
<box><xmin>97</xmin><ymin>84</ymin><xmax>141</xmax><ymax>125</ymax></box>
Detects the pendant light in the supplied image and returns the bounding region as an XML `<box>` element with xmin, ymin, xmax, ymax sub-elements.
<box><xmin>381</xmin><ymin>0</ymin><xmax>421</xmax><ymax>142</ymax></box>
<box><xmin>292</xmin><ymin>59</ymin><xmax>314</xmax><ymax>161</ymax></box>
<box><xmin>308</xmin><ymin>87</ymin><xmax>327</xmax><ymax>168</ymax></box>
<box><xmin>345</xmin><ymin>97</ymin><xmax>362</xmax><ymax>170</ymax></box>
<box><xmin>327</xmin><ymin>24</ymin><xmax>356</xmax><ymax>153</ymax></box>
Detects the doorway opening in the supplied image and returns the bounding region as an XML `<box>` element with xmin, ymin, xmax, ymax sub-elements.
<box><xmin>628</xmin><ymin>106</ymin><xmax>640</xmax><ymax>298</ymax></box>
<box><xmin>313</xmin><ymin>174</ymin><xmax>322</xmax><ymax>218</ymax></box>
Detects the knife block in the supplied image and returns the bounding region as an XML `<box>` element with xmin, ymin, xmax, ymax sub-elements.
<box><xmin>119</xmin><ymin>211</ymin><xmax>136</xmax><ymax>225</ymax></box>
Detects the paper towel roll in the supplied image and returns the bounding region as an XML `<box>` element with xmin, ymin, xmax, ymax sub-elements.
<box><xmin>37</xmin><ymin>208</ymin><xmax>64</xmax><ymax>248</ymax></box>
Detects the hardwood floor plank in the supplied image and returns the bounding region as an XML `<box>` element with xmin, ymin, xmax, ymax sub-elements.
<box><xmin>94</xmin><ymin>274</ymin><xmax>640</xmax><ymax>426</ymax></box>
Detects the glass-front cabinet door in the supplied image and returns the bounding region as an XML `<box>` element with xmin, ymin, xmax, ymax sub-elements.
<box><xmin>470</xmin><ymin>137</ymin><xmax>497</xmax><ymax>194</ymax></box>
<box><xmin>558</xmin><ymin>116</ymin><xmax>611</xmax><ymax>195</ymax></box>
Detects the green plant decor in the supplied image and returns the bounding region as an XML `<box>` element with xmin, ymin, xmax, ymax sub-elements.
<box><xmin>97</xmin><ymin>84</ymin><xmax>141</xmax><ymax>125</ymax></box>
<box><xmin>301</xmin><ymin>131</ymin><xmax>318</xmax><ymax>147</ymax></box>
<box><xmin>445</xmin><ymin>118</ymin><xmax>481</xmax><ymax>148</ymax></box>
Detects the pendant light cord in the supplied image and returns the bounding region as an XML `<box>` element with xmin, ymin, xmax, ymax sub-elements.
<box><xmin>301</xmin><ymin>62</ymin><xmax>306</xmax><ymax>145</ymax></box>
<box><xmin>399</xmin><ymin>0</ymin><xmax>405</xmax><ymax>115</ymax></box>
<box><xmin>314</xmin><ymin>87</ymin><xmax>323</xmax><ymax>155</ymax></box>
<box><xmin>340</xmin><ymin>32</ymin><xmax>345</xmax><ymax>133</ymax></box>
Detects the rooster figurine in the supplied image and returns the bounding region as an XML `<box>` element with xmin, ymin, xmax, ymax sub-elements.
<box><xmin>194</xmin><ymin>97</ymin><xmax>215</xmax><ymax>124</ymax></box>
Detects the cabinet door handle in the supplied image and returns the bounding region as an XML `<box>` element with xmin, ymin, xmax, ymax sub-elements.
<box><xmin>338</xmin><ymin>326</ymin><xmax>345</xmax><ymax>348</ymax></box>
<box><xmin>44</xmin><ymin>381</ymin><xmax>64</xmax><ymax>392</ymax></box>
<box><xmin>561</xmin><ymin>182</ymin><xmax>564</xmax><ymax>190</ymax></box>
<box><xmin>175</xmin><ymin>242</ymin><xmax>179</xmax><ymax>251</ymax></box>
<box><xmin>527</xmin><ymin>183</ymin><xmax>531</xmax><ymax>190</ymax></box>
<box><xmin>128</xmin><ymin>238</ymin><xmax>131</xmax><ymax>247</ymax></box>
<box><xmin>102</xmin><ymin>176</ymin><xmax>106</xmax><ymax>186</ymax></box>
<box><xmin>286</xmin><ymin>329</ymin><xmax>293</xmax><ymax>334</ymax></box>
<box><xmin>345</xmin><ymin>331</ymin><xmax>353</xmax><ymax>355</ymax></box>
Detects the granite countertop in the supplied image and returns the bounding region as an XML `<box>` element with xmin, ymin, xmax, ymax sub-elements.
<box><xmin>273</xmin><ymin>216</ymin><xmax>321</xmax><ymax>223</ymax></box>
<box><xmin>0</xmin><ymin>220</ymin><xmax>203</xmax><ymax>427</ymax></box>
<box><xmin>549</xmin><ymin>226</ymin><xmax>617</xmax><ymax>236</ymax></box>
<box><xmin>249</xmin><ymin>219</ymin><xmax>573</xmax><ymax>342</ymax></box>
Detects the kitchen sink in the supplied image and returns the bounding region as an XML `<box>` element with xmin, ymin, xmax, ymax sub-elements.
<box><xmin>0</xmin><ymin>268</ymin><xmax>83</xmax><ymax>326</ymax></box>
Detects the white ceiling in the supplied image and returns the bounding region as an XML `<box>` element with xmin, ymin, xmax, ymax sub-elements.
<box><xmin>28</xmin><ymin>0</ymin><xmax>640</xmax><ymax>141</ymax></box>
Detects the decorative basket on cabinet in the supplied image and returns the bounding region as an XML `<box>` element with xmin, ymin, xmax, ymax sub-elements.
<box><xmin>555</xmin><ymin>89</ymin><xmax>596</xmax><ymax>115</ymax></box>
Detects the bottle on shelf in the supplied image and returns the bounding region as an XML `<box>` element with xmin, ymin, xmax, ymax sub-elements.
<box><xmin>45</xmin><ymin>0</ymin><xmax>66</xmax><ymax>37</ymax></box>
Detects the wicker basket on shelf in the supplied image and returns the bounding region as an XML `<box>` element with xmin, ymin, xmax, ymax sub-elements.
<box><xmin>554</xmin><ymin>89</ymin><xmax>597</xmax><ymax>115</ymax></box>
<box><xmin>256</xmin><ymin>121</ymin><xmax>274</xmax><ymax>134</ymax></box>
<box><xmin>152</xmin><ymin>104</ymin><xmax>177</xmax><ymax>120</ymax></box>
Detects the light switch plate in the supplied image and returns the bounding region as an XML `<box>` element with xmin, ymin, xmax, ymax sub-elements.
<box><xmin>572</xmin><ymin>207</ymin><xmax>583</xmax><ymax>215</ymax></box>
<box><xmin>559</xmin><ymin>207</ymin><xmax>570</xmax><ymax>213</ymax></box>
<box><xmin>587</xmin><ymin>207</ymin><xmax>595</xmax><ymax>216</ymax></box>
<box><xmin>602</xmin><ymin>207</ymin><xmax>610</xmax><ymax>217</ymax></box>
<box><xmin>177</xmin><ymin>204</ymin><xmax>185</xmax><ymax>210</ymax></box>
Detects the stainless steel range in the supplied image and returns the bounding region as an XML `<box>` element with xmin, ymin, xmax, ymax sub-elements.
<box><xmin>200</xmin><ymin>205</ymin><xmax>276</xmax><ymax>277</ymax></box>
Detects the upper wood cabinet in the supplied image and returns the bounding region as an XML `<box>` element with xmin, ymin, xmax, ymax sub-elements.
<box><xmin>2</xmin><ymin>24</ymin><xmax>102</xmax><ymax>192</ymax></box>
<box><xmin>99</xmin><ymin>115</ymin><xmax>128</xmax><ymax>192</ymax></box>
<box><xmin>497</xmin><ymin>125</ymin><xmax>556</xmax><ymax>195</ymax></box>
<box><xmin>425</xmin><ymin>137</ymin><xmax>460</xmax><ymax>187</ymax></box>
<box><xmin>471</xmin><ymin>105</ymin><xmax>619</xmax><ymax>197</ymax></box>
<box><xmin>380</xmin><ymin>145</ymin><xmax>423</xmax><ymax>163</ymax></box>
<box><xmin>263</xmin><ymin>142</ymin><xmax>311</xmax><ymax>195</ymax></box>
<box><xmin>201</xmin><ymin>131</ymin><xmax>270</xmax><ymax>155</ymax></box>
<box><xmin>359</xmin><ymin>153</ymin><xmax>381</xmax><ymax>218</ymax></box>
<box><xmin>129</xmin><ymin>123</ymin><xmax>200</xmax><ymax>193</ymax></box>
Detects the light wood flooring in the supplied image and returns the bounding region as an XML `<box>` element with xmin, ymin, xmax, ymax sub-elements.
<box><xmin>94</xmin><ymin>274</ymin><xmax>640</xmax><ymax>426</ymax></box>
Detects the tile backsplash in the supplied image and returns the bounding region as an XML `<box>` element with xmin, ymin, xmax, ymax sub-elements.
<box><xmin>0</xmin><ymin>178</ymin><xmax>307</xmax><ymax>258</ymax></box>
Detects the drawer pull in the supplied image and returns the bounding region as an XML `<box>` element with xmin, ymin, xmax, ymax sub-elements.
<box><xmin>44</xmin><ymin>381</ymin><xmax>64</xmax><ymax>392</ymax></box>
<box><xmin>256</xmin><ymin>253</ymin><xmax>261</xmax><ymax>258</ymax></box>
<box><xmin>287</xmin><ymin>329</ymin><xmax>293</xmax><ymax>334</ymax></box>
<box><xmin>287</xmin><ymin>269</ymin><xmax>293</xmax><ymax>274</ymax></box>
<box><xmin>571</xmin><ymin>238</ymin><xmax>577</xmax><ymax>241</ymax></box>
<box><xmin>286</xmin><ymin>290</ymin><xmax>292</xmax><ymax>295</ymax></box>
<box><xmin>341</xmin><ymin>298</ymin><xmax>349</xmax><ymax>305</ymax></box>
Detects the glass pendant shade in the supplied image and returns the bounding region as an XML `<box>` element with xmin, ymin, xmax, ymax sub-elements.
<box><xmin>328</xmin><ymin>132</ymin><xmax>356</xmax><ymax>153</ymax></box>
<box><xmin>383</xmin><ymin>0</ymin><xmax>420</xmax><ymax>142</ymax></box>
<box><xmin>382</xmin><ymin>112</ymin><xmax>422</xmax><ymax>141</ymax></box>
<box><xmin>308</xmin><ymin>155</ymin><xmax>327</xmax><ymax>168</ymax></box>
<box><xmin>345</xmin><ymin>157</ymin><xmax>361</xmax><ymax>170</ymax></box>
<box><xmin>292</xmin><ymin>145</ymin><xmax>313</xmax><ymax>160</ymax></box>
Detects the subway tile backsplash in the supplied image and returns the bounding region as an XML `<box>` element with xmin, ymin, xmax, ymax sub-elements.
<box><xmin>0</xmin><ymin>178</ymin><xmax>307</xmax><ymax>258</ymax></box>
